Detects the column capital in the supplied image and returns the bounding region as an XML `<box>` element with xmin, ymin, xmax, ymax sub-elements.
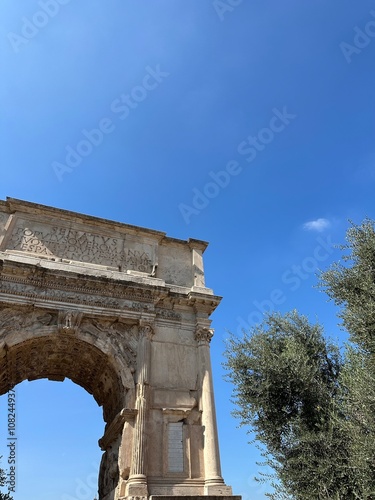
<box><xmin>195</xmin><ymin>327</ymin><xmax>214</xmax><ymax>345</ymax></box>
<box><xmin>139</xmin><ymin>321</ymin><xmax>154</xmax><ymax>340</ymax></box>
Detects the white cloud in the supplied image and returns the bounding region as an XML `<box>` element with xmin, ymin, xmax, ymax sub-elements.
<box><xmin>303</xmin><ymin>218</ymin><xmax>331</xmax><ymax>232</ymax></box>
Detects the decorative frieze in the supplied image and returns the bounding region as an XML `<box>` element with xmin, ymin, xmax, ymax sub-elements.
<box><xmin>156</xmin><ymin>309</ymin><xmax>182</xmax><ymax>321</ymax></box>
<box><xmin>0</xmin><ymin>274</ymin><xmax>158</xmax><ymax>312</ymax></box>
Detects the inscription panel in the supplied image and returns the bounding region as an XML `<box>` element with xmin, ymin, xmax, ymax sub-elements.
<box><xmin>5</xmin><ymin>218</ymin><xmax>155</xmax><ymax>273</ymax></box>
<box><xmin>168</xmin><ymin>422</ymin><xmax>184</xmax><ymax>473</ymax></box>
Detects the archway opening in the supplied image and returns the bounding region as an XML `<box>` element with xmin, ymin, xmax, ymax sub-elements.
<box><xmin>0</xmin><ymin>333</ymin><xmax>127</xmax><ymax>424</ymax></box>
<box><xmin>0</xmin><ymin>378</ymin><xmax>103</xmax><ymax>499</ymax></box>
<box><xmin>0</xmin><ymin>331</ymin><xmax>133</xmax><ymax>500</ymax></box>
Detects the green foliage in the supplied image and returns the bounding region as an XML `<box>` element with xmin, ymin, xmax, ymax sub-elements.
<box><xmin>319</xmin><ymin>219</ymin><xmax>375</xmax><ymax>353</ymax></box>
<box><xmin>0</xmin><ymin>459</ymin><xmax>13</xmax><ymax>500</ymax></box>
<box><xmin>338</xmin><ymin>347</ymin><xmax>375</xmax><ymax>496</ymax></box>
<box><xmin>225</xmin><ymin>218</ymin><xmax>375</xmax><ymax>499</ymax></box>
<box><xmin>320</xmin><ymin>219</ymin><xmax>375</xmax><ymax>495</ymax></box>
<box><xmin>225</xmin><ymin>312</ymin><xmax>358</xmax><ymax>498</ymax></box>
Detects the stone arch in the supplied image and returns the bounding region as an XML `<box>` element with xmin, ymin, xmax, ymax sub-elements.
<box><xmin>0</xmin><ymin>305</ymin><xmax>136</xmax><ymax>424</ymax></box>
<box><xmin>0</xmin><ymin>198</ymin><xmax>236</xmax><ymax>500</ymax></box>
<box><xmin>0</xmin><ymin>333</ymin><xmax>133</xmax><ymax>424</ymax></box>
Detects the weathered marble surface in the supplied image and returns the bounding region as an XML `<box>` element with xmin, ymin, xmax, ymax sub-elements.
<box><xmin>0</xmin><ymin>198</ymin><xmax>211</xmax><ymax>290</ymax></box>
<box><xmin>0</xmin><ymin>198</ymin><xmax>236</xmax><ymax>500</ymax></box>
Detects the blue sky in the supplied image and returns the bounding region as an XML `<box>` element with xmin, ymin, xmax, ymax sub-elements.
<box><xmin>0</xmin><ymin>1</ymin><xmax>375</xmax><ymax>498</ymax></box>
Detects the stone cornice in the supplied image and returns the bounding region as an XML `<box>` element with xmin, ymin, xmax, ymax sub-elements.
<box><xmin>5</xmin><ymin>198</ymin><xmax>167</xmax><ymax>240</ymax></box>
<box><xmin>0</xmin><ymin>257</ymin><xmax>221</xmax><ymax>315</ymax></box>
<box><xmin>0</xmin><ymin>257</ymin><xmax>164</xmax><ymax>301</ymax></box>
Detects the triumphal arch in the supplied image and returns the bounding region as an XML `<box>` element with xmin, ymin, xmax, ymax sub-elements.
<box><xmin>0</xmin><ymin>198</ymin><xmax>237</xmax><ymax>500</ymax></box>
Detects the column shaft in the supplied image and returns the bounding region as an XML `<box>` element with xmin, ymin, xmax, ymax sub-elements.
<box><xmin>126</xmin><ymin>324</ymin><xmax>153</xmax><ymax>498</ymax></box>
<box><xmin>196</xmin><ymin>327</ymin><xmax>232</xmax><ymax>495</ymax></box>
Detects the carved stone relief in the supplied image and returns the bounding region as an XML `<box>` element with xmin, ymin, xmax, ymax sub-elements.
<box><xmin>194</xmin><ymin>327</ymin><xmax>214</xmax><ymax>345</ymax></box>
<box><xmin>58</xmin><ymin>310</ymin><xmax>83</xmax><ymax>334</ymax></box>
<box><xmin>155</xmin><ymin>308</ymin><xmax>181</xmax><ymax>321</ymax></box>
<box><xmin>0</xmin><ymin>305</ymin><xmax>57</xmax><ymax>340</ymax></box>
<box><xmin>80</xmin><ymin>319</ymin><xmax>139</xmax><ymax>375</ymax></box>
<box><xmin>99</xmin><ymin>440</ymin><xmax>120</xmax><ymax>499</ymax></box>
<box><xmin>6</xmin><ymin>219</ymin><xmax>156</xmax><ymax>273</ymax></box>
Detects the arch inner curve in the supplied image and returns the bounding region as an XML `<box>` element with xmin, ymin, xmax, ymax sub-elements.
<box><xmin>0</xmin><ymin>334</ymin><xmax>127</xmax><ymax>424</ymax></box>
